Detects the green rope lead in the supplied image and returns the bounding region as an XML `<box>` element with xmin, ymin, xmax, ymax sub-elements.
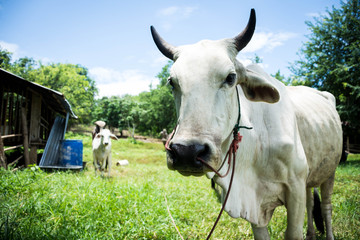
<box><xmin>234</xmin><ymin>86</ymin><xmax>253</xmax><ymax>136</ymax></box>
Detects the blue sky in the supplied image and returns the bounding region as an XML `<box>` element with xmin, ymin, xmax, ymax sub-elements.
<box><xmin>0</xmin><ymin>0</ymin><xmax>342</xmax><ymax>97</ymax></box>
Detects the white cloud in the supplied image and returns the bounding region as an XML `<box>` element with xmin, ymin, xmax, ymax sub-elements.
<box><xmin>157</xmin><ymin>6</ymin><xmax>197</xmax><ymax>30</ymax></box>
<box><xmin>39</xmin><ymin>57</ymin><xmax>52</xmax><ymax>65</ymax></box>
<box><xmin>0</xmin><ymin>40</ymin><xmax>54</xmax><ymax>64</ymax></box>
<box><xmin>159</xmin><ymin>6</ymin><xmax>178</xmax><ymax>16</ymax></box>
<box><xmin>237</xmin><ymin>55</ymin><xmax>268</xmax><ymax>70</ymax></box>
<box><xmin>151</xmin><ymin>56</ymin><xmax>169</xmax><ymax>68</ymax></box>
<box><xmin>182</xmin><ymin>6</ymin><xmax>197</xmax><ymax>18</ymax></box>
<box><xmin>242</xmin><ymin>31</ymin><xmax>298</xmax><ymax>53</ymax></box>
<box><xmin>158</xmin><ymin>6</ymin><xmax>196</xmax><ymax>18</ymax></box>
<box><xmin>89</xmin><ymin>67</ymin><xmax>157</xmax><ymax>98</ymax></box>
<box><xmin>0</xmin><ymin>40</ymin><xmax>20</xmax><ymax>59</ymax></box>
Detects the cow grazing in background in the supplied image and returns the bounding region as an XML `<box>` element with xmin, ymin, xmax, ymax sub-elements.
<box><xmin>92</xmin><ymin>128</ymin><xmax>118</xmax><ymax>177</ymax></box>
<box><xmin>151</xmin><ymin>9</ymin><xmax>342</xmax><ymax>240</ymax></box>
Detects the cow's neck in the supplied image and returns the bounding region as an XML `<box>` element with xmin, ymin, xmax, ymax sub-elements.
<box><xmin>212</xmin><ymin>92</ymin><xmax>266</xmax><ymax>225</ymax></box>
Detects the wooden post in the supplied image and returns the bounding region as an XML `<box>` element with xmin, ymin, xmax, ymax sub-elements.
<box><xmin>29</xmin><ymin>93</ymin><xmax>41</xmax><ymax>165</ymax></box>
<box><xmin>0</xmin><ymin>130</ymin><xmax>7</xmax><ymax>169</ymax></box>
<box><xmin>63</xmin><ymin>112</ymin><xmax>69</xmax><ymax>139</ymax></box>
<box><xmin>21</xmin><ymin>107</ymin><xmax>30</xmax><ymax>167</ymax></box>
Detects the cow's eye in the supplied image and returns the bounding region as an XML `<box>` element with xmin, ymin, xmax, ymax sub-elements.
<box><xmin>167</xmin><ymin>77</ymin><xmax>175</xmax><ymax>90</ymax></box>
<box><xmin>224</xmin><ymin>73</ymin><xmax>236</xmax><ymax>86</ymax></box>
<box><xmin>96</xmin><ymin>134</ymin><xmax>101</xmax><ymax>138</ymax></box>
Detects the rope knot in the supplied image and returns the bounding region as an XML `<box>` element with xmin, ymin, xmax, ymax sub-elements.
<box><xmin>231</xmin><ymin>132</ymin><xmax>242</xmax><ymax>153</ymax></box>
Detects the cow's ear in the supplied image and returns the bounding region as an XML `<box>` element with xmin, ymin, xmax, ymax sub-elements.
<box><xmin>110</xmin><ymin>134</ymin><xmax>118</xmax><ymax>140</ymax></box>
<box><xmin>237</xmin><ymin>64</ymin><xmax>280</xmax><ymax>103</ymax></box>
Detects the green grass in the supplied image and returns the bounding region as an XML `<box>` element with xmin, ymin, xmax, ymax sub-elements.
<box><xmin>0</xmin><ymin>132</ymin><xmax>359</xmax><ymax>239</ymax></box>
<box><xmin>331</xmin><ymin>156</ymin><xmax>360</xmax><ymax>239</ymax></box>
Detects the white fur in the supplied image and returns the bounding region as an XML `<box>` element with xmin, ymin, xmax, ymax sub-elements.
<box><xmin>164</xmin><ymin>38</ymin><xmax>342</xmax><ymax>239</ymax></box>
<box><xmin>92</xmin><ymin>128</ymin><xmax>118</xmax><ymax>177</ymax></box>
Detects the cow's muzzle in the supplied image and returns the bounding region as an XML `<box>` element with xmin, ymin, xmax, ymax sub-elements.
<box><xmin>167</xmin><ymin>143</ymin><xmax>211</xmax><ymax>176</ymax></box>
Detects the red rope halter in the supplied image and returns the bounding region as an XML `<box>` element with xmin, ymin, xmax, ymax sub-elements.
<box><xmin>197</xmin><ymin>132</ymin><xmax>242</xmax><ymax>240</ymax></box>
<box><xmin>166</xmin><ymin>127</ymin><xmax>243</xmax><ymax>239</ymax></box>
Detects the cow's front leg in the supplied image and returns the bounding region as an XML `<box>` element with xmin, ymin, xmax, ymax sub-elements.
<box><xmin>100</xmin><ymin>157</ymin><xmax>106</xmax><ymax>177</ymax></box>
<box><xmin>101</xmin><ymin>157</ymin><xmax>107</xmax><ymax>172</ymax></box>
<box><xmin>285</xmin><ymin>181</ymin><xmax>306</xmax><ymax>240</ymax></box>
<box><xmin>251</xmin><ymin>224</ymin><xmax>270</xmax><ymax>240</ymax></box>
<box><xmin>93</xmin><ymin>153</ymin><xmax>100</xmax><ymax>176</ymax></box>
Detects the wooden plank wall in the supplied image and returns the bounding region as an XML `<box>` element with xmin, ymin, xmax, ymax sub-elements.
<box><xmin>0</xmin><ymin>86</ymin><xmax>27</xmax><ymax>145</ymax></box>
<box><xmin>1</xmin><ymin>85</ymin><xmax>54</xmax><ymax>168</ymax></box>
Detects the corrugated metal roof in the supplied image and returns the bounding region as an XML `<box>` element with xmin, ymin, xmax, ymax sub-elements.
<box><xmin>39</xmin><ymin>116</ymin><xmax>65</xmax><ymax>166</ymax></box>
<box><xmin>0</xmin><ymin>68</ymin><xmax>77</xmax><ymax>118</ymax></box>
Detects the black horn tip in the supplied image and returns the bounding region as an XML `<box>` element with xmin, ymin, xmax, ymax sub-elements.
<box><xmin>234</xmin><ymin>8</ymin><xmax>256</xmax><ymax>52</ymax></box>
<box><xmin>150</xmin><ymin>25</ymin><xmax>156</xmax><ymax>35</ymax></box>
<box><xmin>150</xmin><ymin>25</ymin><xmax>175</xmax><ymax>60</ymax></box>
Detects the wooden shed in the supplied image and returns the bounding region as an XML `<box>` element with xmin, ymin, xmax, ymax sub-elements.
<box><xmin>0</xmin><ymin>68</ymin><xmax>77</xmax><ymax>169</ymax></box>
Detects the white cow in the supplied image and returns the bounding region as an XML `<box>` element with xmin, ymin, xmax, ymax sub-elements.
<box><xmin>151</xmin><ymin>9</ymin><xmax>342</xmax><ymax>240</ymax></box>
<box><xmin>92</xmin><ymin>128</ymin><xmax>118</xmax><ymax>177</ymax></box>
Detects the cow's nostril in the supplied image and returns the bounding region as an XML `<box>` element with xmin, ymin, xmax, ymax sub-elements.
<box><xmin>197</xmin><ymin>144</ymin><xmax>210</xmax><ymax>161</ymax></box>
<box><xmin>168</xmin><ymin>143</ymin><xmax>210</xmax><ymax>169</ymax></box>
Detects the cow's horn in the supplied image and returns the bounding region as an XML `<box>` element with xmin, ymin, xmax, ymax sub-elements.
<box><xmin>150</xmin><ymin>26</ymin><xmax>176</xmax><ymax>60</ymax></box>
<box><xmin>234</xmin><ymin>9</ymin><xmax>256</xmax><ymax>52</ymax></box>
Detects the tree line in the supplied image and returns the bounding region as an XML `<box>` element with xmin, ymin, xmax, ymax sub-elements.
<box><xmin>290</xmin><ymin>0</ymin><xmax>359</xmax><ymax>137</ymax></box>
<box><xmin>0</xmin><ymin>49</ymin><xmax>176</xmax><ymax>137</ymax></box>
<box><xmin>91</xmin><ymin>63</ymin><xmax>176</xmax><ymax>137</ymax></box>
<box><xmin>1</xmin><ymin>0</ymin><xmax>359</xmax><ymax>139</ymax></box>
<box><xmin>0</xmin><ymin>53</ymin><xmax>97</xmax><ymax>123</ymax></box>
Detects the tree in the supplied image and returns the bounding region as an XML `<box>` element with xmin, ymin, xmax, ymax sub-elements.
<box><xmin>0</xmin><ymin>47</ymin><xmax>98</xmax><ymax>123</ymax></box>
<box><xmin>0</xmin><ymin>47</ymin><xmax>12</xmax><ymax>70</ymax></box>
<box><xmin>156</xmin><ymin>60</ymin><xmax>173</xmax><ymax>87</ymax></box>
<box><xmin>29</xmin><ymin>63</ymin><xmax>97</xmax><ymax>123</ymax></box>
<box><xmin>0</xmin><ymin>48</ymin><xmax>38</xmax><ymax>81</ymax></box>
<box><xmin>135</xmin><ymin>85</ymin><xmax>176</xmax><ymax>136</ymax></box>
<box><xmin>251</xmin><ymin>54</ymin><xmax>263</xmax><ymax>64</ymax></box>
<box><xmin>271</xmin><ymin>70</ymin><xmax>285</xmax><ymax>82</ymax></box>
<box><xmin>135</xmin><ymin>61</ymin><xmax>177</xmax><ymax>136</ymax></box>
<box><xmin>249</xmin><ymin>54</ymin><xmax>292</xmax><ymax>86</ymax></box>
<box><xmin>91</xmin><ymin>95</ymin><xmax>140</xmax><ymax>137</ymax></box>
<box><xmin>271</xmin><ymin>70</ymin><xmax>294</xmax><ymax>86</ymax></box>
<box><xmin>290</xmin><ymin>0</ymin><xmax>360</xmax><ymax>135</ymax></box>
<box><xmin>11</xmin><ymin>57</ymin><xmax>37</xmax><ymax>80</ymax></box>
<box><xmin>92</xmin><ymin>96</ymin><xmax>121</xmax><ymax>130</ymax></box>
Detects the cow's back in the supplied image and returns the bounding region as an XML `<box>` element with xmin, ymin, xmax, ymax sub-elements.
<box><xmin>287</xmin><ymin>86</ymin><xmax>342</xmax><ymax>187</ymax></box>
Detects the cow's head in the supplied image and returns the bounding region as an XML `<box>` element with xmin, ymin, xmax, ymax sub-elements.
<box><xmin>95</xmin><ymin>129</ymin><xmax>118</xmax><ymax>146</ymax></box>
<box><xmin>151</xmin><ymin>9</ymin><xmax>279</xmax><ymax>176</ymax></box>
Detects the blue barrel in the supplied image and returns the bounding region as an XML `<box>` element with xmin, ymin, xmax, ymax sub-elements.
<box><xmin>59</xmin><ymin>140</ymin><xmax>83</xmax><ymax>166</ymax></box>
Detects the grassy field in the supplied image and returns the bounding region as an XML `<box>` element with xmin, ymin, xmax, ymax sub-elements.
<box><xmin>0</xmin><ymin>131</ymin><xmax>359</xmax><ymax>239</ymax></box>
